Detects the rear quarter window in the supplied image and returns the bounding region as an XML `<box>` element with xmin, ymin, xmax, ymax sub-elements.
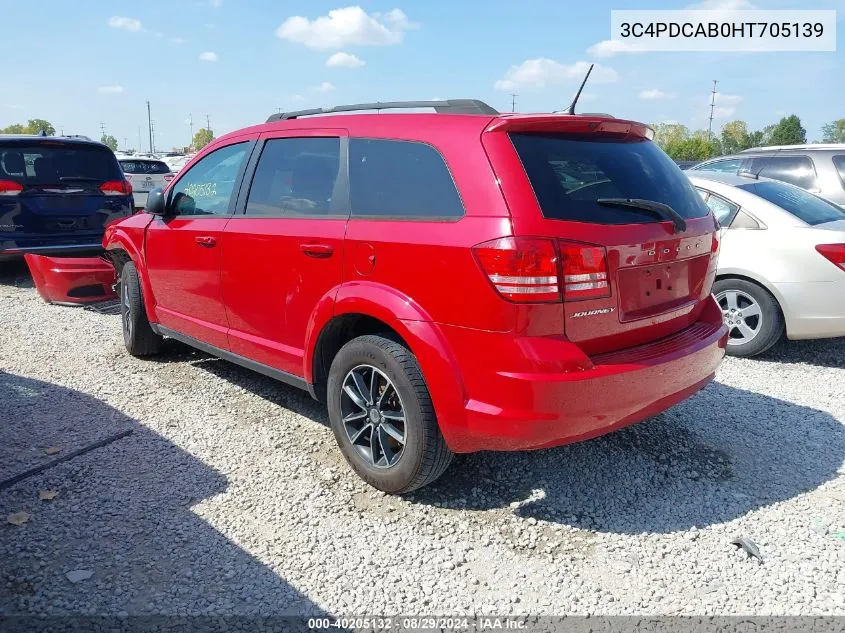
<box><xmin>349</xmin><ymin>139</ymin><xmax>464</xmax><ymax>219</ymax></box>
<box><xmin>751</xmin><ymin>155</ymin><xmax>817</xmax><ymax>190</ymax></box>
<box><xmin>510</xmin><ymin>133</ymin><xmax>709</xmax><ymax>224</ymax></box>
<box><xmin>833</xmin><ymin>155</ymin><xmax>845</xmax><ymax>190</ymax></box>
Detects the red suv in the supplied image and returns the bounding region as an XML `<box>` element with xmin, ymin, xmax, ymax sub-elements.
<box><xmin>102</xmin><ymin>100</ymin><xmax>728</xmax><ymax>493</ymax></box>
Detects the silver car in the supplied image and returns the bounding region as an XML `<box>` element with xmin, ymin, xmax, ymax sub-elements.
<box><xmin>690</xmin><ymin>145</ymin><xmax>845</xmax><ymax>207</ymax></box>
<box><xmin>690</xmin><ymin>172</ymin><xmax>845</xmax><ymax>357</ymax></box>
<box><xmin>118</xmin><ymin>158</ymin><xmax>174</xmax><ymax>210</ymax></box>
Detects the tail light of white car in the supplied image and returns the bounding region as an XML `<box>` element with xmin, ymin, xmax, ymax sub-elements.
<box><xmin>815</xmin><ymin>244</ymin><xmax>845</xmax><ymax>271</ymax></box>
<box><xmin>163</xmin><ymin>174</ymin><xmax>175</xmax><ymax>184</ymax></box>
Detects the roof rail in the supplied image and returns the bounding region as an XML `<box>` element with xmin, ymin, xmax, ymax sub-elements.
<box><xmin>739</xmin><ymin>143</ymin><xmax>845</xmax><ymax>153</ymax></box>
<box><xmin>266</xmin><ymin>99</ymin><xmax>499</xmax><ymax>122</ymax></box>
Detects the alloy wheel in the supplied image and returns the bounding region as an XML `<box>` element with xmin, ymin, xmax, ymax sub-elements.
<box><xmin>716</xmin><ymin>289</ymin><xmax>763</xmax><ymax>346</ymax></box>
<box><xmin>340</xmin><ymin>364</ymin><xmax>406</xmax><ymax>469</ymax></box>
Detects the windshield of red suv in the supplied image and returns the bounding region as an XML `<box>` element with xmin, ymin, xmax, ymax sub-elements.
<box><xmin>510</xmin><ymin>133</ymin><xmax>710</xmax><ymax>224</ymax></box>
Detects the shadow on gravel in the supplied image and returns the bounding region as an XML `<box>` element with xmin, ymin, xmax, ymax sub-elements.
<box><xmin>411</xmin><ymin>381</ymin><xmax>845</xmax><ymax>534</ymax></box>
<box><xmin>0</xmin><ymin>371</ymin><xmax>328</xmax><ymax>617</ymax></box>
<box><xmin>756</xmin><ymin>336</ymin><xmax>845</xmax><ymax>370</ymax></box>
<box><xmin>0</xmin><ymin>259</ymin><xmax>33</xmax><ymax>289</ymax></box>
<box><xmin>147</xmin><ymin>340</ymin><xmax>845</xmax><ymax>536</ymax></box>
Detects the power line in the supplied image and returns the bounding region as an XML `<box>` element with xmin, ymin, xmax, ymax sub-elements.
<box><xmin>708</xmin><ymin>80</ymin><xmax>718</xmax><ymax>142</ymax></box>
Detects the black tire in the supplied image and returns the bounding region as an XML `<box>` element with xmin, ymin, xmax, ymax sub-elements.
<box><xmin>713</xmin><ymin>278</ymin><xmax>784</xmax><ymax>358</ymax></box>
<box><xmin>327</xmin><ymin>334</ymin><xmax>453</xmax><ymax>494</ymax></box>
<box><xmin>120</xmin><ymin>261</ymin><xmax>162</xmax><ymax>357</ymax></box>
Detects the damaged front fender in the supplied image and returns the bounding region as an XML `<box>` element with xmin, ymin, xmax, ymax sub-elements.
<box><xmin>24</xmin><ymin>254</ymin><xmax>117</xmax><ymax>305</ymax></box>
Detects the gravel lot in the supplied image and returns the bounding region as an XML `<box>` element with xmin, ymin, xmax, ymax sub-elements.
<box><xmin>2</xmin><ymin>259</ymin><xmax>844</xmax><ymax>617</ymax></box>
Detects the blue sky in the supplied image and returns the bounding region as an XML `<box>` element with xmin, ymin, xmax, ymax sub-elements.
<box><xmin>1</xmin><ymin>0</ymin><xmax>842</xmax><ymax>150</ymax></box>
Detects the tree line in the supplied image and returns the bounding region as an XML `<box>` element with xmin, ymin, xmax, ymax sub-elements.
<box><xmin>1</xmin><ymin>118</ymin><xmax>217</xmax><ymax>153</ymax></box>
<box><xmin>653</xmin><ymin>115</ymin><xmax>845</xmax><ymax>161</ymax></box>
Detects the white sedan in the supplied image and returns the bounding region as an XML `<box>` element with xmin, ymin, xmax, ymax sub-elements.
<box><xmin>690</xmin><ymin>172</ymin><xmax>845</xmax><ymax>356</ymax></box>
<box><xmin>118</xmin><ymin>157</ymin><xmax>174</xmax><ymax>210</ymax></box>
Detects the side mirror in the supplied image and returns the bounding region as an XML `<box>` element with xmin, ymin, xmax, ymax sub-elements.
<box><xmin>145</xmin><ymin>187</ymin><xmax>167</xmax><ymax>216</ymax></box>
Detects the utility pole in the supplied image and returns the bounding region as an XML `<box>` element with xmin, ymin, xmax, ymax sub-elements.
<box><xmin>708</xmin><ymin>80</ymin><xmax>718</xmax><ymax>142</ymax></box>
<box><xmin>151</xmin><ymin>121</ymin><xmax>156</xmax><ymax>154</ymax></box>
<box><xmin>137</xmin><ymin>127</ymin><xmax>142</xmax><ymax>152</ymax></box>
<box><xmin>146</xmin><ymin>101</ymin><xmax>153</xmax><ymax>153</ymax></box>
<box><xmin>188</xmin><ymin>113</ymin><xmax>193</xmax><ymax>146</ymax></box>
<box><xmin>100</xmin><ymin>122</ymin><xmax>106</xmax><ymax>138</ymax></box>
<box><xmin>509</xmin><ymin>93</ymin><xmax>518</xmax><ymax>113</ymax></box>
<box><xmin>205</xmin><ymin>114</ymin><xmax>211</xmax><ymax>132</ymax></box>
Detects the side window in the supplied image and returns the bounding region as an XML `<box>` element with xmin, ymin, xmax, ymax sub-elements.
<box><xmin>754</xmin><ymin>156</ymin><xmax>817</xmax><ymax>190</ymax></box>
<box><xmin>245</xmin><ymin>137</ymin><xmax>341</xmax><ymax>217</ymax></box>
<box><xmin>695</xmin><ymin>188</ymin><xmax>709</xmax><ymax>202</ymax></box>
<box><xmin>169</xmin><ymin>143</ymin><xmax>249</xmax><ymax>216</ymax></box>
<box><xmin>695</xmin><ymin>158</ymin><xmax>742</xmax><ymax>174</ymax></box>
<box><xmin>703</xmin><ymin>192</ymin><xmax>740</xmax><ymax>226</ymax></box>
<box><xmin>349</xmin><ymin>139</ymin><xmax>464</xmax><ymax>219</ymax></box>
<box><xmin>833</xmin><ymin>155</ymin><xmax>845</xmax><ymax>190</ymax></box>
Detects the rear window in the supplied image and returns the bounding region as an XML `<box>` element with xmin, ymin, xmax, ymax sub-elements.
<box><xmin>119</xmin><ymin>160</ymin><xmax>170</xmax><ymax>175</ymax></box>
<box><xmin>0</xmin><ymin>142</ymin><xmax>121</xmax><ymax>185</ymax></box>
<box><xmin>510</xmin><ymin>134</ymin><xmax>709</xmax><ymax>224</ymax></box>
<box><xmin>739</xmin><ymin>180</ymin><xmax>845</xmax><ymax>226</ymax></box>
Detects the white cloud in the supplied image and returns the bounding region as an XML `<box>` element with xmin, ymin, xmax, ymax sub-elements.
<box><xmin>98</xmin><ymin>85</ymin><xmax>124</xmax><ymax>94</ymax></box>
<box><xmin>290</xmin><ymin>94</ymin><xmax>306</xmax><ymax>102</ymax></box>
<box><xmin>171</xmin><ymin>37</ymin><xmax>185</xmax><ymax>45</ymax></box>
<box><xmin>494</xmin><ymin>59</ymin><xmax>617</xmax><ymax>92</ymax></box>
<box><xmin>639</xmin><ymin>89</ymin><xmax>676</xmax><ymax>100</ymax></box>
<box><xmin>199</xmin><ymin>51</ymin><xmax>219</xmax><ymax>62</ymax></box>
<box><xmin>326</xmin><ymin>51</ymin><xmax>365</xmax><ymax>68</ymax></box>
<box><xmin>706</xmin><ymin>93</ymin><xmax>742</xmax><ymax>118</ymax></box>
<box><xmin>311</xmin><ymin>81</ymin><xmax>335</xmax><ymax>93</ymax></box>
<box><xmin>107</xmin><ymin>16</ymin><xmax>142</xmax><ymax>32</ymax></box>
<box><xmin>587</xmin><ymin>39</ymin><xmax>643</xmax><ymax>58</ymax></box>
<box><xmin>210</xmin><ymin>0</ymin><xmax>223</xmax><ymax>6</ymax></box>
<box><xmin>153</xmin><ymin>31</ymin><xmax>164</xmax><ymax>39</ymax></box>
<box><xmin>276</xmin><ymin>6</ymin><xmax>415</xmax><ymax>50</ymax></box>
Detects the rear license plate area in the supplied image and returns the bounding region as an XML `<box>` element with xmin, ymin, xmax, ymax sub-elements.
<box><xmin>617</xmin><ymin>255</ymin><xmax>709</xmax><ymax>322</ymax></box>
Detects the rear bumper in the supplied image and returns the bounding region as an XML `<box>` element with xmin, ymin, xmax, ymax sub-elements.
<box><xmin>24</xmin><ymin>254</ymin><xmax>117</xmax><ymax>304</ymax></box>
<box><xmin>440</xmin><ymin>299</ymin><xmax>728</xmax><ymax>452</ymax></box>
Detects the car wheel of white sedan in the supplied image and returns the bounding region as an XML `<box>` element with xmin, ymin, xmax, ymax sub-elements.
<box><xmin>713</xmin><ymin>278</ymin><xmax>784</xmax><ymax>358</ymax></box>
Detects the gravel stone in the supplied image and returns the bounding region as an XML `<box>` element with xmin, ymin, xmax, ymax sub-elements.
<box><xmin>1</xmin><ymin>260</ymin><xmax>844</xmax><ymax>616</ymax></box>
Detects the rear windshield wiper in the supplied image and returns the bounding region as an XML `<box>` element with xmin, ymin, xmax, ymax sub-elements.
<box><xmin>596</xmin><ymin>198</ymin><xmax>687</xmax><ymax>233</ymax></box>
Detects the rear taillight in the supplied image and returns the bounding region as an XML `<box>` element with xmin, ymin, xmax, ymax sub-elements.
<box><xmin>0</xmin><ymin>179</ymin><xmax>23</xmax><ymax>196</ymax></box>
<box><xmin>558</xmin><ymin>241</ymin><xmax>611</xmax><ymax>301</ymax></box>
<box><xmin>473</xmin><ymin>237</ymin><xmax>560</xmax><ymax>302</ymax></box>
<box><xmin>101</xmin><ymin>180</ymin><xmax>132</xmax><ymax>196</ymax></box>
<box><xmin>815</xmin><ymin>244</ymin><xmax>845</xmax><ymax>271</ymax></box>
<box><xmin>163</xmin><ymin>174</ymin><xmax>175</xmax><ymax>183</ymax></box>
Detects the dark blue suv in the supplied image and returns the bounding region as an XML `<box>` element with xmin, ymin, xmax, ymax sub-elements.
<box><xmin>0</xmin><ymin>135</ymin><xmax>132</xmax><ymax>261</ymax></box>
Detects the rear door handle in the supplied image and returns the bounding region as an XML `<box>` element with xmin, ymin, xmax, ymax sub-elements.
<box><xmin>300</xmin><ymin>243</ymin><xmax>334</xmax><ymax>258</ymax></box>
<box><xmin>195</xmin><ymin>236</ymin><xmax>217</xmax><ymax>247</ymax></box>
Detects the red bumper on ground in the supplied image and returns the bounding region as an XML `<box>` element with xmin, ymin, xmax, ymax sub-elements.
<box><xmin>24</xmin><ymin>254</ymin><xmax>117</xmax><ymax>305</ymax></box>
